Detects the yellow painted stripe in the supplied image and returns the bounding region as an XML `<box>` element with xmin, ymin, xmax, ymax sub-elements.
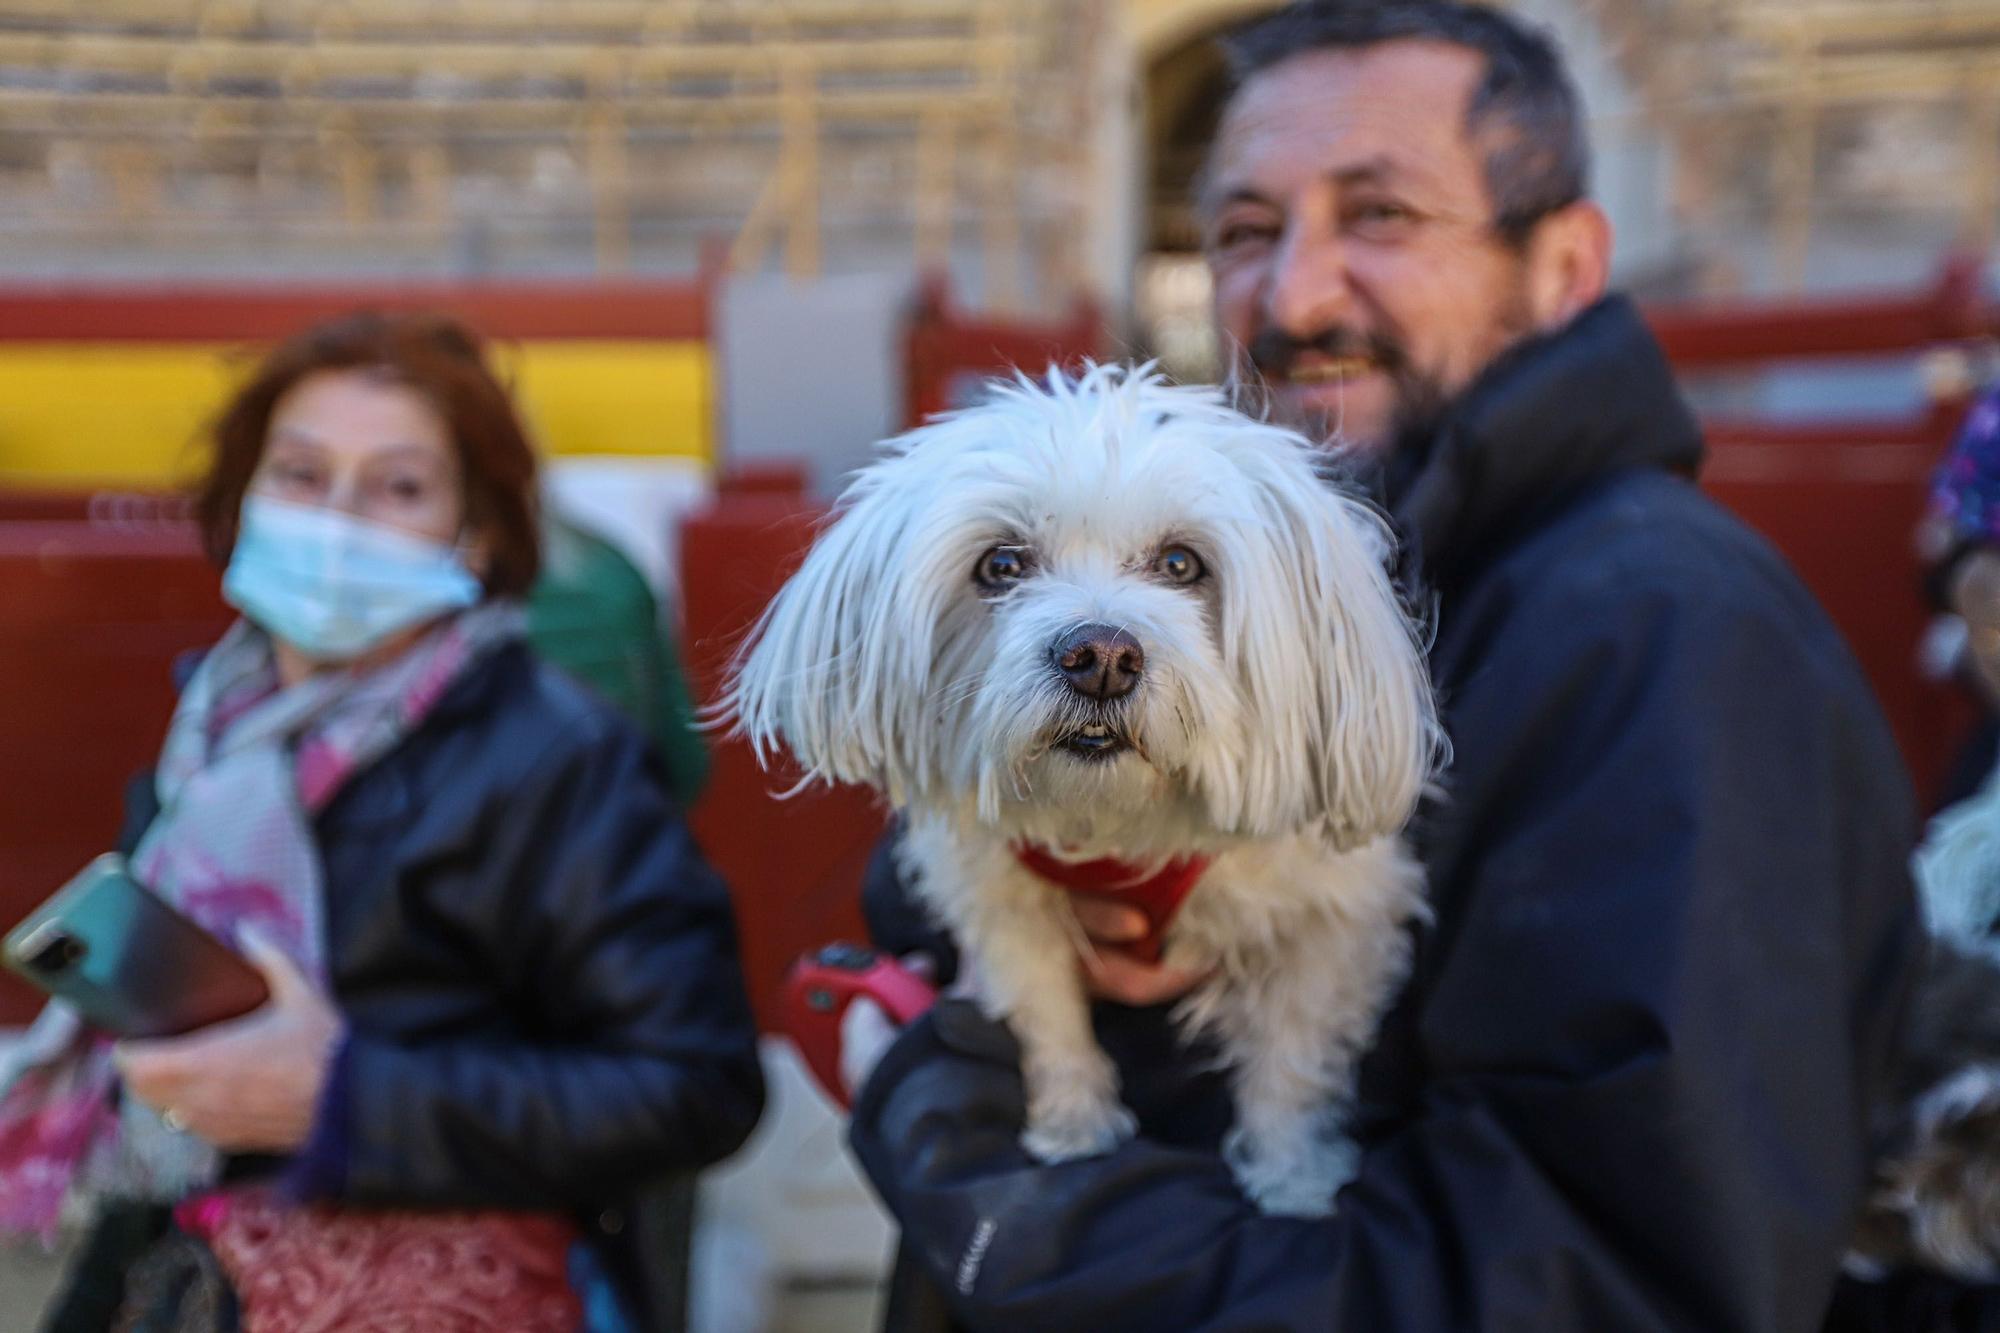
<box><xmin>0</xmin><ymin>338</ymin><xmax>714</xmax><ymax>488</ymax></box>
<box><xmin>498</xmin><ymin>338</ymin><xmax>714</xmax><ymax>462</ymax></box>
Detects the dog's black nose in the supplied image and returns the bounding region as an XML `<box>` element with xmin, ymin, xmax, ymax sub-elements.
<box><xmin>1052</xmin><ymin>623</ymin><xmax>1145</xmax><ymax>700</ymax></box>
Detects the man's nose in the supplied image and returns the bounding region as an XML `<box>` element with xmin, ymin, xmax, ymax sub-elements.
<box><xmin>1261</xmin><ymin>225</ymin><xmax>1352</xmax><ymax>341</ymax></box>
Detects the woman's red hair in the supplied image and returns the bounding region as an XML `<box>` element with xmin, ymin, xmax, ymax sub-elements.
<box><xmin>193</xmin><ymin>311</ymin><xmax>541</xmax><ymax>597</ymax></box>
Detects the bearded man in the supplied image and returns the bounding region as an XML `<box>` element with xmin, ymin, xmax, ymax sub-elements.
<box><xmin>850</xmin><ymin>4</ymin><xmax>1923</xmax><ymax>1329</ymax></box>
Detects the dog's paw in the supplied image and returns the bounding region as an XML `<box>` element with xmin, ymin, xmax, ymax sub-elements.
<box><xmin>1021</xmin><ymin>1084</ymin><xmax>1138</xmax><ymax>1163</ymax></box>
<box><xmin>1225</xmin><ymin>1127</ymin><xmax>1355</xmax><ymax>1217</ymax></box>
<box><xmin>1238</xmin><ymin>1164</ymin><xmax>1338</xmax><ymax>1218</ymax></box>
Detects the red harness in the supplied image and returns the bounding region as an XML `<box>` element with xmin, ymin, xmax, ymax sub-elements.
<box><xmin>1014</xmin><ymin>844</ymin><xmax>1213</xmax><ymax>965</ymax></box>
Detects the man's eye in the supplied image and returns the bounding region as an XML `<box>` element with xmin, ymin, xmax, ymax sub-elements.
<box><xmin>974</xmin><ymin>546</ymin><xmax>1032</xmax><ymax>589</ymax></box>
<box><xmin>1211</xmin><ymin>219</ymin><xmax>1277</xmax><ymax>251</ymax></box>
<box><xmin>1154</xmin><ymin>545</ymin><xmax>1206</xmax><ymax>585</ymax></box>
<box><xmin>1347</xmin><ymin>201</ymin><xmax>1417</xmax><ymax>238</ymax></box>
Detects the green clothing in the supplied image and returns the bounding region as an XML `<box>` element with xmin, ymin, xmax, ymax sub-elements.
<box><xmin>526</xmin><ymin>511</ymin><xmax>709</xmax><ymax>804</ymax></box>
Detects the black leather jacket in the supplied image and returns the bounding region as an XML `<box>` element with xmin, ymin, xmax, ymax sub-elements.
<box><xmin>120</xmin><ymin>639</ymin><xmax>765</xmax><ymax>1328</ymax></box>
<box><xmin>851</xmin><ymin>297</ymin><xmax>1923</xmax><ymax>1332</ymax></box>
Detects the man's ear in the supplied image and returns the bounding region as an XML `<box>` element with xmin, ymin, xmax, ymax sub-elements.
<box><xmin>1523</xmin><ymin>201</ymin><xmax>1612</xmax><ymax>331</ymax></box>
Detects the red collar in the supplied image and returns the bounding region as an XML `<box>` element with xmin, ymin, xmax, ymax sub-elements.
<box><xmin>1013</xmin><ymin>844</ymin><xmax>1212</xmax><ymax>965</ymax></box>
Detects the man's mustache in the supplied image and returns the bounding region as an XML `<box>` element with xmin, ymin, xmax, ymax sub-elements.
<box><xmin>1245</xmin><ymin>325</ymin><xmax>1406</xmax><ymax>380</ymax></box>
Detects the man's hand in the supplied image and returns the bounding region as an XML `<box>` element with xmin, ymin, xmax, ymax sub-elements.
<box><xmin>114</xmin><ymin>931</ymin><xmax>344</xmax><ymax>1153</ymax></box>
<box><xmin>836</xmin><ymin>905</ymin><xmax>1208</xmax><ymax>1104</ymax></box>
<box><xmin>1070</xmin><ymin>895</ymin><xmax>1208</xmax><ymax>1006</ymax></box>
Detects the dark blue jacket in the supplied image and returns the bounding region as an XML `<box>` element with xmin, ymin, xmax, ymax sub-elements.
<box><xmin>120</xmin><ymin>639</ymin><xmax>764</xmax><ymax>1331</ymax></box>
<box><xmin>850</xmin><ymin>296</ymin><xmax>1923</xmax><ymax>1332</ymax></box>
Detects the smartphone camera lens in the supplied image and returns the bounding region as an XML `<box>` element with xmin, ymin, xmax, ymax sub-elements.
<box><xmin>23</xmin><ymin>927</ymin><xmax>85</xmax><ymax>974</ymax></box>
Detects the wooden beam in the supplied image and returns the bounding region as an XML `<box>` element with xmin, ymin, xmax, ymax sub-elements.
<box><xmin>587</xmin><ymin>107</ymin><xmax>630</xmax><ymax>274</ymax></box>
<box><xmin>977</xmin><ymin>4</ymin><xmax>1018</xmax><ymax>312</ymax></box>
<box><xmin>914</xmin><ymin>108</ymin><xmax>957</xmax><ymax>273</ymax></box>
<box><xmin>331</xmin><ymin>132</ymin><xmax>376</xmax><ymax>227</ymax></box>
<box><xmin>408</xmin><ymin>141</ymin><xmax>452</xmax><ymax>234</ymax></box>
<box><xmin>1772</xmin><ymin>88</ymin><xmax>1819</xmax><ymax>294</ymax></box>
<box><xmin>0</xmin><ymin>86</ymin><xmax>1012</xmax><ymax>134</ymax></box>
<box><xmin>780</xmin><ymin>54</ymin><xmax>819</xmax><ymax>280</ymax></box>
<box><xmin>0</xmin><ymin>31</ymin><xmax>1018</xmax><ymax>84</ymax></box>
<box><xmin>104</xmin><ymin>142</ymin><xmax>158</xmax><ymax>222</ymax></box>
<box><xmin>726</xmin><ymin>159</ymin><xmax>785</xmax><ymax>276</ymax></box>
<box><xmin>1966</xmin><ymin>86</ymin><xmax>2000</xmax><ymax>253</ymax></box>
<box><xmin>1734</xmin><ymin>51</ymin><xmax>2000</xmax><ymax>106</ymax></box>
<box><xmin>1732</xmin><ymin>2</ymin><xmax>2000</xmax><ymax>48</ymax></box>
<box><xmin>0</xmin><ymin>0</ymin><xmax>991</xmax><ymax>36</ymax></box>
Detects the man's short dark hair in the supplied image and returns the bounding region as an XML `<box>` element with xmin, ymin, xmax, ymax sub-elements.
<box><xmin>1219</xmin><ymin>0</ymin><xmax>1589</xmax><ymax>246</ymax></box>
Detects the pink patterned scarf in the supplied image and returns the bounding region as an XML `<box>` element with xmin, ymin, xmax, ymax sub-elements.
<box><xmin>0</xmin><ymin>603</ymin><xmax>521</xmax><ymax>1242</ymax></box>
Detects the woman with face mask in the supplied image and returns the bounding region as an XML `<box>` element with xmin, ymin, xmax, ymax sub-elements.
<box><xmin>0</xmin><ymin>312</ymin><xmax>765</xmax><ymax>1332</ymax></box>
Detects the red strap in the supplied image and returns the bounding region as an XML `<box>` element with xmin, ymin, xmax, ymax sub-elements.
<box><xmin>1014</xmin><ymin>844</ymin><xmax>1212</xmax><ymax>965</ymax></box>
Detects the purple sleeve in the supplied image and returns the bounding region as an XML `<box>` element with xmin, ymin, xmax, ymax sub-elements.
<box><xmin>281</xmin><ymin>1034</ymin><xmax>354</xmax><ymax>1202</ymax></box>
<box><xmin>1930</xmin><ymin>388</ymin><xmax>2000</xmax><ymax>551</ymax></box>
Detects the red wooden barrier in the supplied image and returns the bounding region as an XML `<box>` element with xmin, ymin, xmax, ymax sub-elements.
<box><xmin>678</xmin><ymin>487</ymin><xmax>884</xmax><ymax>1032</ymax></box>
<box><xmin>1699</xmin><ymin>411</ymin><xmax>1975</xmax><ymax>802</ymax></box>
<box><xmin>1644</xmin><ymin>258</ymin><xmax>1996</xmax><ymax>804</ymax></box>
<box><xmin>0</xmin><ymin>519</ymin><xmax>230</xmax><ymax>1021</ymax></box>
<box><xmin>903</xmin><ymin>274</ymin><xmax>1104</xmax><ymax>427</ymax></box>
<box><xmin>1650</xmin><ymin>255</ymin><xmax>1987</xmax><ymax>369</ymax></box>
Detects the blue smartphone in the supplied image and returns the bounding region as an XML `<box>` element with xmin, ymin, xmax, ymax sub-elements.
<box><xmin>2</xmin><ymin>853</ymin><xmax>270</xmax><ymax>1037</ymax></box>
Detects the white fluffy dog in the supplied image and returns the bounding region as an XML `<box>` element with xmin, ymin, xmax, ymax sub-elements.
<box><xmin>725</xmin><ymin>364</ymin><xmax>1439</xmax><ymax>1215</ymax></box>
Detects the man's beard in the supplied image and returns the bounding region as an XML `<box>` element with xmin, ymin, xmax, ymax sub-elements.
<box><xmin>1229</xmin><ymin>322</ymin><xmax>1450</xmax><ymax>456</ymax></box>
<box><xmin>1228</xmin><ymin>278</ymin><xmax>1536</xmax><ymax>510</ymax></box>
<box><xmin>1225</xmin><ymin>325</ymin><xmax>1451</xmax><ymax>511</ymax></box>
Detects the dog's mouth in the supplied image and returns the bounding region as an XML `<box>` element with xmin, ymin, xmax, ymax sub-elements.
<box><xmin>1055</xmin><ymin>721</ymin><xmax>1133</xmax><ymax>762</ymax></box>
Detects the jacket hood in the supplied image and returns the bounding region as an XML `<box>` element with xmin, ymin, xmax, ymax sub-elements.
<box><xmin>1388</xmin><ymin>293</ymin><xmax>1705</xmax><ymax>590</ymax></box>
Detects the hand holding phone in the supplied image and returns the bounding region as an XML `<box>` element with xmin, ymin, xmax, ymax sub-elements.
<box><xmin>3</xmin><ymin>854</ymin><xmax>271</xmax><ymax>1038</ymax></box>
<box><xmin>114</xmin><ymin>929</ymin><xmax>341</xmax><ymax>1153</ymax></box>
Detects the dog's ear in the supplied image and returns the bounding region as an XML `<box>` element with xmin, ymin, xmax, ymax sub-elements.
<box><xmin>718</xmin><ymin>463</ymin><xmax>937</xmax><ymax>801</ymax></box>
<box><xmin>1222</xmin><ymin>454</ymin><xmax>1442</xmax><ymax>849</ymax></box>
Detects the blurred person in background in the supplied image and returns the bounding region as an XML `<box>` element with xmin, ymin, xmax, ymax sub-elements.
<box><xmin>1819</xmin><ymin>385</ymin><xmax>2000</xmax><ymax>1331</ymax></box>
<box><xmin>0</xmin><ymin>312</ymin><xmax>763</xmax><ymax>1332</ymax></box>
<box><xmin>850</xmin><ymin>2</ymin><xmax>1921</xmax><ymax>1329</ymax></box>
<box><xmin>529</xmin><ymin>506</ymin><xmax>710</xmax><ymax>808</ymax></box>
<box><xmin>1922</xmin><ymin>387</ymin><xmax>2000</xmax><ymax>810</ymax></box>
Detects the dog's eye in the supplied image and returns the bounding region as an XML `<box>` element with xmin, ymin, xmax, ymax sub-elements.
<box><xmin>1155</xmin><ymin>545</ymin><xmax>1206</xmax><ymax>585</ymax></box>
<box><xmin>974</xmin><ymin>546</ymin><xmax>1032</xmax><ymax>590</ymax></box>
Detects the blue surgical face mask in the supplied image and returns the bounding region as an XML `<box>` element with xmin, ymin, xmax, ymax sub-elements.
<box><xmin>222</xmin><ymin>495</ymin><xmax>484</xmax><ymax>661</ymax></box>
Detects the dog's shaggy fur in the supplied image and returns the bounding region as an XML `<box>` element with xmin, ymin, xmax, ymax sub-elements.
<box><xmin>1849</xmin><ymin>942</ymin><xmax>2000</xmax><ymax>1281</ymax></box>
<box><xmin>1850</xmin><ymin>779</ymin><xmax>2000</xmax><ymax>1281</ymax></box>
<box><xmin>724</xmin><ymin>365</ymin><xmax>1441</xmax><ymax>1214</ymax></box>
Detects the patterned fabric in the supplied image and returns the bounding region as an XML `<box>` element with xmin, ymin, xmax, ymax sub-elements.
<box><xmin>172</xmin><ymin>1185</ymin><xmax>580</xmax><ymax>1333</ymax></box>
<box><xmin>0</xmin><ymin>602</ymin><xmax>523</xmax><ymax>1242</ymax></box>
<box><xmin>1925</xmin><ymin>388</ymin><xmax>2000</xmax><ymax>568</ymax></box>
